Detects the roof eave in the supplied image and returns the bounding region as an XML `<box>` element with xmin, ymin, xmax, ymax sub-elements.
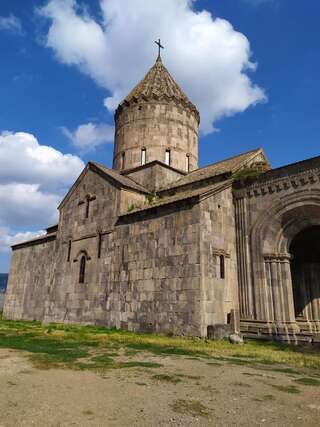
<box><xmin>12</xmin><ymin>233</ymin><xmax>57</xmax><ymax>250</ymax></box>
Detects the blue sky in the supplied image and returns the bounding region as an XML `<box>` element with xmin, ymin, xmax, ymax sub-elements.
<box><xmin>0</xmin><ymin>0</ymin><xmax>320</xmax><ymax>271</ymax></box>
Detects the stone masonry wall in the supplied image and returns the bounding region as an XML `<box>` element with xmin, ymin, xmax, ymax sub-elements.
<box><xmin>5</xmin><ymin>161</ymin><xmax>243</xmax><ymax>338</ymax></box>
<box><xmin>124</xmin><ymin>162</ymin><xmax>185</xmax><ymax>192</ymax></box>
<box><xmin>113</xmin><ymin>101</ymin><xmax>199</xmax><ymax>173</ymax></box>
<box><xmin>199</xmin><ymin>186</ymin><xmax>239</xmax><ymax>336</ymax></box>
<box><xmin>42</xmin><ymin>168</ymin><xmax>120</xmax><ymax>324</ymax></box>
<box><xmin>41</xmin><ymin>168</ymin><xmax>202</xmax><ymax>336</ymax></box>
<box><xmin>4</xmin><ymin>238</ymin><xmax>56</xmax><ymax>320</ymax></box>
<box><xmin>234</xmin><ymin>157</ymin><xmax>320</xmax><ymax>340</ymax></box>
<box><xmin>109</xmin><ymin>200</ymin><xmax>202</xmax><ymax>335</ymax></box>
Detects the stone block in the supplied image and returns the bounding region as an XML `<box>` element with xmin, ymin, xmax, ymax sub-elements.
<box><xmin>207</xmin><ymin>324</ymin><xmax>231</xmax><ymax>340</ymax></box>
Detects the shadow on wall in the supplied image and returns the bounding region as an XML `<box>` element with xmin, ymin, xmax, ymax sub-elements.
<box><xmin>0</xmin><ymin>294</ymin><xmax>5</xmax><ymax>311</ymax></box>
<box><xmin>290</xmin><ymin>226</ymin><xmax>320</xmax><ymax>320</ymax></box>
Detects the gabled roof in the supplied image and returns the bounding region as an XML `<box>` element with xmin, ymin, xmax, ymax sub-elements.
<box><xmin>162</xmin><ymin>148</ymin><xmax>269</xmax><ymax>192</ymax></box>
<box><xmin>234</xmin><ymin>152</ymin><xmax>320</xmax><ymax>189</ymax></box>
<box><xmin>46</xmin><ymin>224</ymin><xmax>58</xmax><ymax>234</ymax></box>
<box><xmin>12</xmin><ymin>232</ymin><xmax>56</xmax><ymax>250</ymax></box>
<box><xmin>120</xmin><ymin>180</ymin><xmax>232</xmax><ymax>217</ymax></box>
<box><xmin>91</xmin><ymin>162</ymin><xmax>150</xmax><ymax>193</ymax></box>
<box><xmin>116</xmin><ymin>56</ymin><xmax>200</xmax><ymax>122</ymax></box>
<box><xmin>58</xmin><ymin>161</ymin><xmax>150</xmax><ymax>210</ymax></box>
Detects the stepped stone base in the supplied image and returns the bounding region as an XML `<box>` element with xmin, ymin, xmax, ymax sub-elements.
<box><xmin>240</xmin><ymin>319</ymin><xmax>320</xmax><ymax>344</ymax></box>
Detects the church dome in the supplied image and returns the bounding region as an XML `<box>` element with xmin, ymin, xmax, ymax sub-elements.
<box><xmin>116</xmin><ymin>56</ymin><xmax>200</xmax><ymax>123</ymax></box>
<box><xmin>113</xmin><ymin>54</ymin><xmax>200</xmax><ymax>173</ymax></box>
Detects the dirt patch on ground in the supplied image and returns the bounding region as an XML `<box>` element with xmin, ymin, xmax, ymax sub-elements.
<box><xmin>0</xmin><ymin>349</ymin><xmax>319</xmax><ymax>426</ymax></box>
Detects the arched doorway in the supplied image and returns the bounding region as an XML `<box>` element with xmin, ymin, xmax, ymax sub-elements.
<box><xmin>290</xmin><ymin>226</ymin><xmax>320</xmax><ymax>332</ymax></box>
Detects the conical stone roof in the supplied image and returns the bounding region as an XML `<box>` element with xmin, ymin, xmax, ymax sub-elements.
<box><xmin>116</xmin><ymin>56</ymin><xmax>200</xmax><ymax>123</ymax></box>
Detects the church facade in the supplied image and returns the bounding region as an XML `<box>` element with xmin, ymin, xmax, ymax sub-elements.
<box><xmin>4</xmin><ymin>55</ymin><xmax>320</xmax><ymax>343</ymax></box>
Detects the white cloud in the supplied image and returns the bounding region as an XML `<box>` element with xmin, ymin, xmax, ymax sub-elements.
<box><xmin>0</xmin><ymin>131</ymin><xmax>84</xmax><ymax>192</ymax></box>
<box><xmin>38</xmin><ymin>0</ymin><xmax>266</xmax><ymax>134</ymax></box>
<box><xmin>0</xmin><ymin>184</ymin><xmax>59</xmax><ymax>228</ymax></box>
<box><xmin>0</xmin><ymin>130</ymin><xmax>84</xmax><ymax>259</ymax></box>
<box><xmin>0</xmin><ymin>14</ymin><xmax>23</xmax><ymax>35</ymax></box>
<box><xmin>62</xmin><ymin>122</ymin><xmax>114</xmax><ymax>152</ymax></box>
<box><xmin>0</xmin><ymin>227</ymin><xmax>46</xmax><ymax>253</ymax></box>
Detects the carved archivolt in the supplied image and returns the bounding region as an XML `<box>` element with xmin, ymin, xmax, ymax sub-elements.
<box><xmin>246</xmin><ymin>190</ymin><xmax>320</xmax><ymax>324</ymax></box>
<box><xmin>73</xmin><ymin>250</ymin><xmax>91</xmax><ymax>263</ymax></box>
<box><xmin>251</xmin><ymin>189</ymin><xmax>320</xmax><ymax>256</ymax></box>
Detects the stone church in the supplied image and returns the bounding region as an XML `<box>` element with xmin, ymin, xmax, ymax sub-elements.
<box><xmin>4</xmin><ymin>53</ymin><xmax>320</xmax><ymax>344</ymax></box>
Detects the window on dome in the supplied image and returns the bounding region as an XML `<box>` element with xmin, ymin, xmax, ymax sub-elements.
<box><xmin>165</xmin><ymin>149</ymin><xmax>171</xmax><ymax>166</ymax></box>
<box><xmin>220</xmin><ymin>255</ymin><xmax>225</xmax><ymax>279</ymax></box>
<box><xmin>121</xmin><ymin>152</ymin><xmax>125</xmax><ymax>170</ymax></box>
<box><xmin>67</xmin><ymin>240</ymin><xmax>72</xmax><ymax>262</ymax></box>
<box><xmin>185</xmin><ymin>154</ymin><xmax>190</xmax><ymax>172</ymax></box>
<box><xmin>141</xmin><ymin>148</ymin><xmax>146</xmax><ymax>165</ymax></box>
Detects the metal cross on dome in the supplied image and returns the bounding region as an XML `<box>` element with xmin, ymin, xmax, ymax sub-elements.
<box><xmin>155</xmin><ymin>38</ymin><xmax>164</xmax><ymax>58</ymax></box>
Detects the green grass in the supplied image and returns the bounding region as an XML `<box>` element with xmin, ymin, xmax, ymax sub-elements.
<box><xmin>271</xmin><ymin>384</ymin><xmax>301</xmax><ymax>394</ymax></box>
<box><xmin>171</xmin><ymin>399</ymin><xmax>209</xmax><ymax>418</ymax></box>
<box><xmin>265</xmin><ymin>367</ymin><xmax>302</xmax><ymax>376</ymax></box>
<box><xmin>152</xmin><ymin>372</ymin><xmax>201</xmax><ymax>383</ymax></box>
<box><xmin>0</xmin><ymin>317</ymin><xmax>320</xmax><ymax>372</ymax></box>
<box><xmin>119</xmin><ymin>361</ymin><xmax>162</xmax><ymax>369</ymax></box>
<box><xmin>294</xmin><ymin>377</ymin><xmax>320</xmax><ymax>386</ymax></box>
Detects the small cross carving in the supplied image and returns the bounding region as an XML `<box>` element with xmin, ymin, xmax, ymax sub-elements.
<box><xmin>83</xmin><ymin>194</ymin><xmax>96</xmax><ymax>219</ymax></box>
<box><xmin>155</xmin><ymin>38</ymin><xmax>164</xmax><ymax>58</ymax></box>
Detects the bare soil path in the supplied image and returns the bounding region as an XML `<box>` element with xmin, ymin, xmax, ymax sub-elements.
<box><xmin>0</xmin><ymin>348</ymin><xmax>319</xmax><ymax>427</ymax></box>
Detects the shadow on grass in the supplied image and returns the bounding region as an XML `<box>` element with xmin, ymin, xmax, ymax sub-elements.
<box><xmin>246</xmin><ymin>338</ymin><xmax>320</xmax><ymax>357</ymax></box>
<box><xmin>1</xmin><ymin>317</ymin><xmax>320</xmax><ymax>372</ymax></box>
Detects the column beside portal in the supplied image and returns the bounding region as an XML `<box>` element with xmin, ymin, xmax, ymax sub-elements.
<box><xmin>263</xmin><ymin>253</ymin><xmax>299</xmax><ymax>341</ymax></box>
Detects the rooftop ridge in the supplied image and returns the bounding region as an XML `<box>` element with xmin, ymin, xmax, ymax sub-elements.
<box><xmin>161</xmin><ymin>148</ymin><xmax>266</xmax><ymax>192</ymax></box>
<box><xmin>90</xmin><ymin>161</ymin><xmax>150</xmax><ymax>194</ymax></box>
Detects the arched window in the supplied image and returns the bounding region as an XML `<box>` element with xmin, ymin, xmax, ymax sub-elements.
<box><xmin>220</xmin><ymin>255</ymin><xmax>225</xmax><ymax>279</ymax></box>
<box><xmin>79</xmin><ymin>255</ymin><xmax>86</xmax><ymax>283</ymax></box>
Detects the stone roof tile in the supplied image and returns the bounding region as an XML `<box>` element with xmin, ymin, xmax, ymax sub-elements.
<box><xmin>58</xmin><ymin>162</ymin><xmax>150</xmax><ymax>210</ymax></box>
<box><xmin>116</xmin><ymin>56</ymin><xmax>199</xmax><ymax>122</ymax></box>
<box><xmin>162</xmin><ymin>148</ymin><xmax>267</xmax><ymax>191</ymax></box>
<box><xmin>90</xmin><ymin>162</ymin><xmax>150</xmax><ymax>194</ymax></box>
<box><xmin>120</xmin><ymin>180</ymin><xmax>232</xmax><ymax>217</ymax></box>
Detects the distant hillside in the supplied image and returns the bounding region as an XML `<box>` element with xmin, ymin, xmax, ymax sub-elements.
<box><xmin>0</xmin><ymin>274</ymin><xmax>8</xmax><ymax>292</ymax></box>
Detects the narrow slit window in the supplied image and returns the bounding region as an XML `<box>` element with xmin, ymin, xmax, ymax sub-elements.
<box><xmin>185</xmin><ymin>154</ymin><xmax>190</xmax><ymax>172</ymax></box>
<box><xmin>220</xmin><ymin>255</ymin><xmax>225</xmax><ymax>279</ymax></box>
<box><xmin>98</xmin><ymin>232</ymin><xmax>102</xmax><ymax>259</ymax></box>
<box><xmin>165</xmin><ymin>149</ymin><xmax>171</xmax><ymax>166</ymax></box>
<box><xmin>67</xmin><ymin>240</ymin><xmax>72</xmax><ymax>262</ymax></box>
<box><xmin>141</xmin><ymin>148</ymin><xmax>146</xmax><ymax>165</ymax></box>
<box><xmin>79</xmin><ymin>255</ymin><xmax>86</xmax><ymax>283</ymax></box>
<box><xmin>121</xmin><ymin>152</ymin><xmax>125</xmax><ymax>170</ymax></box>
